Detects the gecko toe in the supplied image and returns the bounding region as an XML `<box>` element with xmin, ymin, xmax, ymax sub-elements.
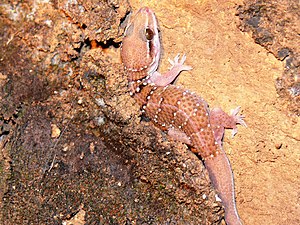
<box><xmin>180</xmin><ymin>54</ymin><xmax>187</xmax><ymax>64</ymax></box>
<box><xmin>230</xmin><ymin>106</ymin><xmax>247</xmax><ymax>127</ymax></box>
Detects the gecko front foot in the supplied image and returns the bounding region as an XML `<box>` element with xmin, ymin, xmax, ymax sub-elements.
<box><xmin>168</xmin><ymin>54</ymin><xmax>192</xmax><ymax>72</ymax></box>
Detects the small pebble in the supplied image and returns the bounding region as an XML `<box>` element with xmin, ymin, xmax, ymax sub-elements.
<box><xmin>51</xmin><ymin>124</ymin><xmax>61</xmax><ymax>138</ymax></box>
<box><xmin>275</xmin><ymin>143</ymin><xmax>282</xmax><ymax>149</ymax></box>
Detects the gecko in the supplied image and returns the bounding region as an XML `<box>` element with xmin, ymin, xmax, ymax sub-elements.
<box><xmin>120</xmin><ymin>7</ymin><xmax>246</xmax><ymax>225</ymax></box>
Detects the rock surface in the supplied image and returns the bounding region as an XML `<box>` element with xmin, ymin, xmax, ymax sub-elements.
<box><xmin>0</xmin><ymin>0</ymin><xmax>299</xmax><ymax>225</ymax></box>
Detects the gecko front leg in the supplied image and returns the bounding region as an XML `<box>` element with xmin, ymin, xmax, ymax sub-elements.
<box><xmin>147</xmin><ymin>54</ymin><xmax>192</xmax><ymax>86</ymax></box>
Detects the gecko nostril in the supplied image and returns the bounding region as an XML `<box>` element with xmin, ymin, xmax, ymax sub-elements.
<box><xmin>143</xmin><ymin>7</ymin><xmax>150</xmax><ymax>13</ymax></box>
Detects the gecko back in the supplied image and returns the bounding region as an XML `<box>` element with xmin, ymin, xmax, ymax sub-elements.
<box><xmin>138</xmin><ymin>84</ymin><xmax>222</xmax><ymax>159</ymax></box>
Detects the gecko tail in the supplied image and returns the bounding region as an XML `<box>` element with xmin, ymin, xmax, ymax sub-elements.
<box><xmin>204</xmin><ymin>150</ymin><xmax>242</xmax><ymax>225</ymax></box>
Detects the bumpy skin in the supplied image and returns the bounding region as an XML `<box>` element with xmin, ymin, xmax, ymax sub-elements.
<box><xmin>121</xmin><ymin>7</ymin><xmax>245</xmax><ymax>225</ymax></box>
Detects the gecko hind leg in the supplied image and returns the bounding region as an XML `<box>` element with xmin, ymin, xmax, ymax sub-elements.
<box><xmin>210</xmin><ymin>106</ymin><xmax>246</xmax><ymax>146</ymax></box>
<box><xmin>167</xmin><ymin>127</ymin><xmax>192</xmax><ymax>145</ymax></box>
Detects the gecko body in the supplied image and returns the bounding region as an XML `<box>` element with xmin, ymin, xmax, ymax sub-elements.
<box><xmin>121</xmin><ymin>7</ymin><xmax>245</xmax><ymax>225</ymax></box>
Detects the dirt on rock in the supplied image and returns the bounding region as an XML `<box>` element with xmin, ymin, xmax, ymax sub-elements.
<box><xmin>237</xmin><ymin>0</ymin><xmax>300</xmax><ymax>116</ymax></box>
<box><xmin>0</xmin><ymin>0</ymin><xmax>299</xmax><ymax>225</ymax></box>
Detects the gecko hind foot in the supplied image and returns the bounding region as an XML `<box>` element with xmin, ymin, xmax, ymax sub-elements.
<box><xmin>230</xmin><ymin>106</ymin><xmax>247</xmax><ymax>137</ymax></box>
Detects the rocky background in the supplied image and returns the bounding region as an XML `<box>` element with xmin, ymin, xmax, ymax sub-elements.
<box><xmin>0</xmin><ymin>0</ymin><xmax>299</xmax><ymax>224</ymax></box>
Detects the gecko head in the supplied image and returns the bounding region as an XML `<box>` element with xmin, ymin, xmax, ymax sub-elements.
<box><xmin>121</xmin><ymin>7</ymin><xmax>160</xmax><ymax>76</ymax></box>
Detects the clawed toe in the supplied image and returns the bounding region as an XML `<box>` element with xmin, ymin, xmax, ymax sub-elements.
<box><xmin>180</xmin><ymin>54</ymin><xmax>187</xmax><ymax>64</ymax></box>
<box><xmin>231</xmin><ymin>106</ymin><xmax>247</xmax><ymax>127</ymax></box>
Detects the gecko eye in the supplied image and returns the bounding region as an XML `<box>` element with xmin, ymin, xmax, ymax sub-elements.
<box><xmin>145</xmin><ymin>28</ymin><xmax>154</xmax><ymax>40</ymax></box>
